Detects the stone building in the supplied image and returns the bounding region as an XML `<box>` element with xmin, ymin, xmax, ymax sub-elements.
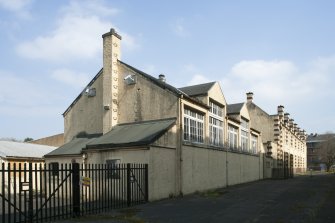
<box><xmin>45</xmin><ymin>28</ymin><xmax>266</xmax><ymax>200</ymax></box>
<box><xmin>306</xmin><ymin>133</ymin><xmax>335</xmax><ymax>170</ymax></box>
<box><xmin>246</xmin><ymin>92</ymin><xmax>307</xmax><ymax>175</ymax></box>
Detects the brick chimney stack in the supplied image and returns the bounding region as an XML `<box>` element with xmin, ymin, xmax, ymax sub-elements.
<box><xmin>102</xmin><ymin>28</ymin><xmax>122</xmax><ymax>133</ymax></box>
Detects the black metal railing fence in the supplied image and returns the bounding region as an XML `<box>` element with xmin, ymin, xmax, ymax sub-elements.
<box><xmin>0</xmin><ymin>162</ymin><xmax>148</xmax><ymax>223</ymax></box>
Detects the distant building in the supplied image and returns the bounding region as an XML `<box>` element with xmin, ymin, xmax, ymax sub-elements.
<box><xmin>0</xmin><ymin>140</ymin><xmax>56</xmax><ymax>164</ymax></box>
<box><xmin>306</xmin><ymin>133</ymin><xmax>335</xmax><ymax>170</ymax></box>
<box><xmin>29</xmin><ymin>133</ymin><xmax>64</xmax><ymax>147</ymax></box>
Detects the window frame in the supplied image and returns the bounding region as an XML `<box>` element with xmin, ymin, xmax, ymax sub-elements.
<box><xmin>184</xmin><ymin>107</ymin><xmax>204</xmax><ymax>144</ymax></box>
<box><xmin>209</xmin><ymin>101</ymin><xmax>224</xmax><ymax>147</ymax></box>
<box><xmin>228</xmin><ymin>124</ymin><xmax>238</xmax><ymax>150</ymax></box>
<box><xmin>251</xmin><ymin>134</ymin><xmax>258</xmax><ymax>154</ymax></box>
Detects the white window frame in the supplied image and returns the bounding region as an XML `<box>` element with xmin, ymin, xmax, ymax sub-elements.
<box><xmin>241</xmin><ymin>129</ymin><xmax>249</xmax><ymax>152</ymax></box>
<box><xmin>240</xmin><ymin>118</ymin><xmax>249</xmax><ymax>152</ymax></box>
<box><xmin>251</xmin><ymin>134</ymin><xmax>258</xmax><ymax>154</ymax></box>
<box><xmin>184</xmin><ymin>108</ymin><xmax>204</xmax><ymax>143</ymax></box>
<box><xmin>228</xmin><ymin>124</ymin><xmax>238</xmax><ymax>150</ymax></box>
<box><xmin>209</xmin><ymin>101</ymin><xmax>224</xmax><ymax>147</ymax></box>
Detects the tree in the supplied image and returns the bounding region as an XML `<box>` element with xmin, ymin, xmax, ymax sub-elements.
<box><xmin>319</xmin><ymin>134</ymin><xmax>335</xmax><ymax>171</ymax></box>
<box><xmin>24</xmin><ymin>137</ymin><xmax>34</xmax><ymax>142</ymax></box>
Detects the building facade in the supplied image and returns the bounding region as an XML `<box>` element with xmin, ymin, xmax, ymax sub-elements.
<box><xmin>306</xmin><ymin>133</ymin><xmax>335</xmax><ymax>170</ymax></box>
<box><xmin>246</xmin><ymin>93</ymin><xmax>307</xmax><ymax>174</ymax></box>
<box><xmin>45</xmin><ymin>28</ymin><xmax>306</xmax><ymax>200</ymax></box>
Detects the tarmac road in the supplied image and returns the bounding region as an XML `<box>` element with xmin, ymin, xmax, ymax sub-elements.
<box><xmin>59</xmin><ymin>173</ymin><xmax>335</xmax><ymax>223</ymax></box>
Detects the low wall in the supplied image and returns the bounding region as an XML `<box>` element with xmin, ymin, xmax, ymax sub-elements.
<box><xmin>182</xmin><ymin>145</ymin><xmax>263</xmax><ymax>195</ymax></box>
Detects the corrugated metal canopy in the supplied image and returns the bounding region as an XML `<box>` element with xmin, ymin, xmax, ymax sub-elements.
<box><xmin>45</xmin><ymin>134</ymin><xmax>101</xmax><ymax>157</ymax></box>
<box><xmin>0</xmin><ymin>141</ymin><xmax>56</xmax><ymax>158</ymax></box>
<box><xmin>86</xmin><ymin>117</ymin><xmax>177</xmax><ymax>149</ymax></box>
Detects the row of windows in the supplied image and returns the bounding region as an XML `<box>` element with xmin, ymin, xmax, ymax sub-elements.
<box><xmin>184</xmin><ymin>104</ymin><xmax>258</xmax><ymax>154</ymax></box>
<box><xmin>184</xmin><ymin>108</ymin><xmax>204</xmax><ymax>143</ymax></box>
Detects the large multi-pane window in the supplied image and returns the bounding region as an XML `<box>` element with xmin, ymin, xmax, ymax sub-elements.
<box><xmin>251</xmin><ymin>134</ymin><xmax>258</xmax><ymax>154</ymax></box>
<box><xmin>184</xmin><ymin>108</ymin><xmax>204</xmax><ymax>143</ymax></box>
<box><xmin>209</xmin><ymin>101</ymin><xmax>223</xmax><ymax>117</ymax></box>
<box><xmin>241</xmin><ymin>130</ymin><xmax>249</xmax><ymax>151</ymax></box>
<box><xmin>209</xmin><ymin>101</ymin><xmax>224</xmax><ymax>146</ymax></box>
<box><xmin>209</xmin><ymin>117</ymin><xmax>223</xmax><ymax>146</ymax></box>
<box><xmin>240</xmin><ymin>118</ymin><xmax>249</xmax><ymax>152</ymax></box>
<box><xmin>228</xmin><ymin>125</ymin><xmax>238</xmax><ymax>149</ymax></box>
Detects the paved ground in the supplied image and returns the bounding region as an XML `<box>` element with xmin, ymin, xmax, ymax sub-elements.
<box><xmin>59</xmin><ymin>173</ymin><xmax>335</xmax><ymax>223</ymax></box>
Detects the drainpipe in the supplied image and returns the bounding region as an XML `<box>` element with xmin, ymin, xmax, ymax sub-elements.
<box><xmin>225</xmin><ymin>117</ymin><xmax>229</xmax><ymax>187</ymax></box>
<box><xmin>178</xmin><ymin>96</ymin><xmax>183</xmax><ymax>196</ymax></box>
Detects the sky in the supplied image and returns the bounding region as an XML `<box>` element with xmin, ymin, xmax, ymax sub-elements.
<box><xmin>0</xmin><ymin>0</ymin><xmax>335</xmax><ymax>140</ymax></box>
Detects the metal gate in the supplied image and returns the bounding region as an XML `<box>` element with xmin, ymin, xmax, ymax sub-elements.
<box><xmin>0</xmin><ymin>162</ymin><xmax>148</xmax><ymax>223</ymax></box>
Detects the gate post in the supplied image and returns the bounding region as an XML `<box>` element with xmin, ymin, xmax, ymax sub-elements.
<box><xmin>127</xmin><ymin>163</ymin><xmax>131</xmax><ymax>207</ymax></box>
<box><xmin>72</xmin><ymin>163</ymin><xmax>80</xmax><ymax>217</ymax></box>
<box><xmin>28</xmin><ymin>163</ymin><xmax>33</xmax><ymax>223</ymax></box>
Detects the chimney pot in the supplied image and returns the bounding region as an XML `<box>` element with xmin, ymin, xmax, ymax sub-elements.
<box><xmin>158</xmin><ymin>74</ymin><xmax>166</xmax><ymax>83</ymax></box>
<box><xmin>246</xmin><ymin>92</ymin><xmax>254</xmax><ymax>103</ymax></box>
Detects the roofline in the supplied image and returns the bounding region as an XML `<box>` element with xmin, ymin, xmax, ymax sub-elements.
<box><xmin>117</xmin><ymin>117</ymin><xmax>177</xmax><ymax>126</ymax></box>
<box><xmin>44</xmin><ymin>154</ymin><xmax>82</xmax><ymax>158</ymax></box>
<box><xmin>227</xmin><ymin>117</ymin><xmax>241</xmax><ymax>124</ymax></box>
<box><xmin>62</xmin><ymin>68</ymin><xmax>103</xmax><ymax>116</ymax></box>
<box><xmin>250</xmin><ymin>128</ymin><xmax>261</xmax><ymax>134</ymax></box>
<box><xmin>2</xmin><ymin>156</ymin><xmax>45</xmax><ymax>161</ymax></box>
<box><xmin>178</xmin><ymin>81</ymin><xmax>218</xmax><ymax>98</ymax></box>
<box><xmin>247</xmin><ymin>102</ymin><xmax>271</xmax><ymax>116</ymax></box>
<box><xmin>85</xmin><ymin>117</ymin><xmax>177</xmax><ymax>150</ymax></box>
<box><xmin>84</xmin><ymin>145</ymin><xmax>150</xmax><ymax>153</ymax></box>
<box><xmin>119</xmin><ymin>60</ymin><xmax>210</xmax><ymax>109</ymax></box>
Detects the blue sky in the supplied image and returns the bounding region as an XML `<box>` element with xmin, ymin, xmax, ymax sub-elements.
<box><xmin>1</xmin><ymin>0</ymin><xmax>335</xmax><ymax>140</ymax></box>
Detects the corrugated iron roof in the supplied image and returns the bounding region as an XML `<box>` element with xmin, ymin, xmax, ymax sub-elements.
<box><xmin>0</xmin><ymin>141</ymin><xmax>56</xmax><ymax>158</ymax></box>
<box><xmin>86</xmin><ymin>117</ymin><xmax>177</xmax><ymax>149</ymax></box>
<box><xmin>44</xmin><ymin>134</ymin><xmax>102</xmax><ymax>157</ymax></box>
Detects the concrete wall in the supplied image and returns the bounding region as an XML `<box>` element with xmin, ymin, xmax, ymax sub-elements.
<box><xmin>118</xmin><ymin>64</ymin><xmax>179</xmax><ymax>123</ymax></box>
<box><xmin>247</xmin><ymin>102</ymin><xmax>274</xmax><ymax>142</ymax></box>
<box><xmin>226</xmin><ymin>151</ymin><xmax>263</xmax><ymax>186</ymax></box>
<box><xmin>30</xmin><ymin>133</ymin><xmax>64</xmax><ymax>147</ymax></box>
<box><xmin>64</xmin><ymin>74</ymin><xmax>103</xmax><ymax>143</ymax></box>
<box><xmin>85</xmin><ymin>145</ymin><xmax>176</xmax><ymax>201</ymax></box>
<box><xmin>182</xmin><ymin>145</ymin><xmax>226</xmax><ymax>195</ymax></box>
<box><xmin>181</xmin><ymin>145</ymin><xmax>263</xmax><ymax>195</ymax></box>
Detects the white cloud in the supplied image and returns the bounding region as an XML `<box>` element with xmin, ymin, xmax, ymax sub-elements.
<box><xmin>184</xmin><ymin>64</ymin><xmax>212</xmax><ymax>86</ymax></box>
<box><xmin>0</xmin><ymin>70</ymin><xmax>67</xmax><ymax>119</ymax></box>
<box><xmin>221</xmin><ymin>58</ymin><xmax>335</xmax><ymax>118</ymax></box>
<box><xmin>51</xmin><ymin>68</ymin><xmax>90</xmax><ymax>89</ymax></box>
<box><xmin>0</xmin><ymin>0</ymin><xmax>32</xmax><ymax>19</ymax></box>
<box><xmin>16</xmin><ymin>0</ymin><xmax>138</xmax><ymax>62</ymax></box>
<box><xmin>171</xmin><ymin>18</ymin><xmax>189</xmax><ymax>37</ymax></box>
<box><xmin>188</xmin><ymin>74</ymin><xmax>211</xmax><ymax>86</ymax></box>
<box><xmin>0</xmin><ymin>72</ymin><xmax>44</xmax><ymax>106</ymax></box>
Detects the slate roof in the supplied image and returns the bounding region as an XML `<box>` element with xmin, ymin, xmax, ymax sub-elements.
<box><xmin>306</xmin><ymin>133</ymin><xmax>335</xmax><ymax>143</ymax></box>
<box><xmin>178</xmin><ymin>82</ymin><xmax>216</xmax><ymax>96</ymax></box>
<box><xmin>63</xmin><ymin>61</ymin><xmax>209</xmax><ymax>115</ymax></box>
<box><xmin>227</xmin><ymin>103</ymin><xmax>244</xmax><ymax>115</ymax></box>
<box><xmin>0</xmin><ymin>141</ymin><xmax>56</xmax><ymax>159</ymax></box>
<box><xmin>85</xmin><ymin>117</ymin><xmax>177</xmax><ymax>149</ymax></box>
<box><xmin>119</xmin><ymin>61</ymin><xmax>209</xmax><ymax>108</ymax></box>
<box><xmin>44</xmin><ymin>134</ymin><xmax>102</xmax><ymax>157</ymax></box>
